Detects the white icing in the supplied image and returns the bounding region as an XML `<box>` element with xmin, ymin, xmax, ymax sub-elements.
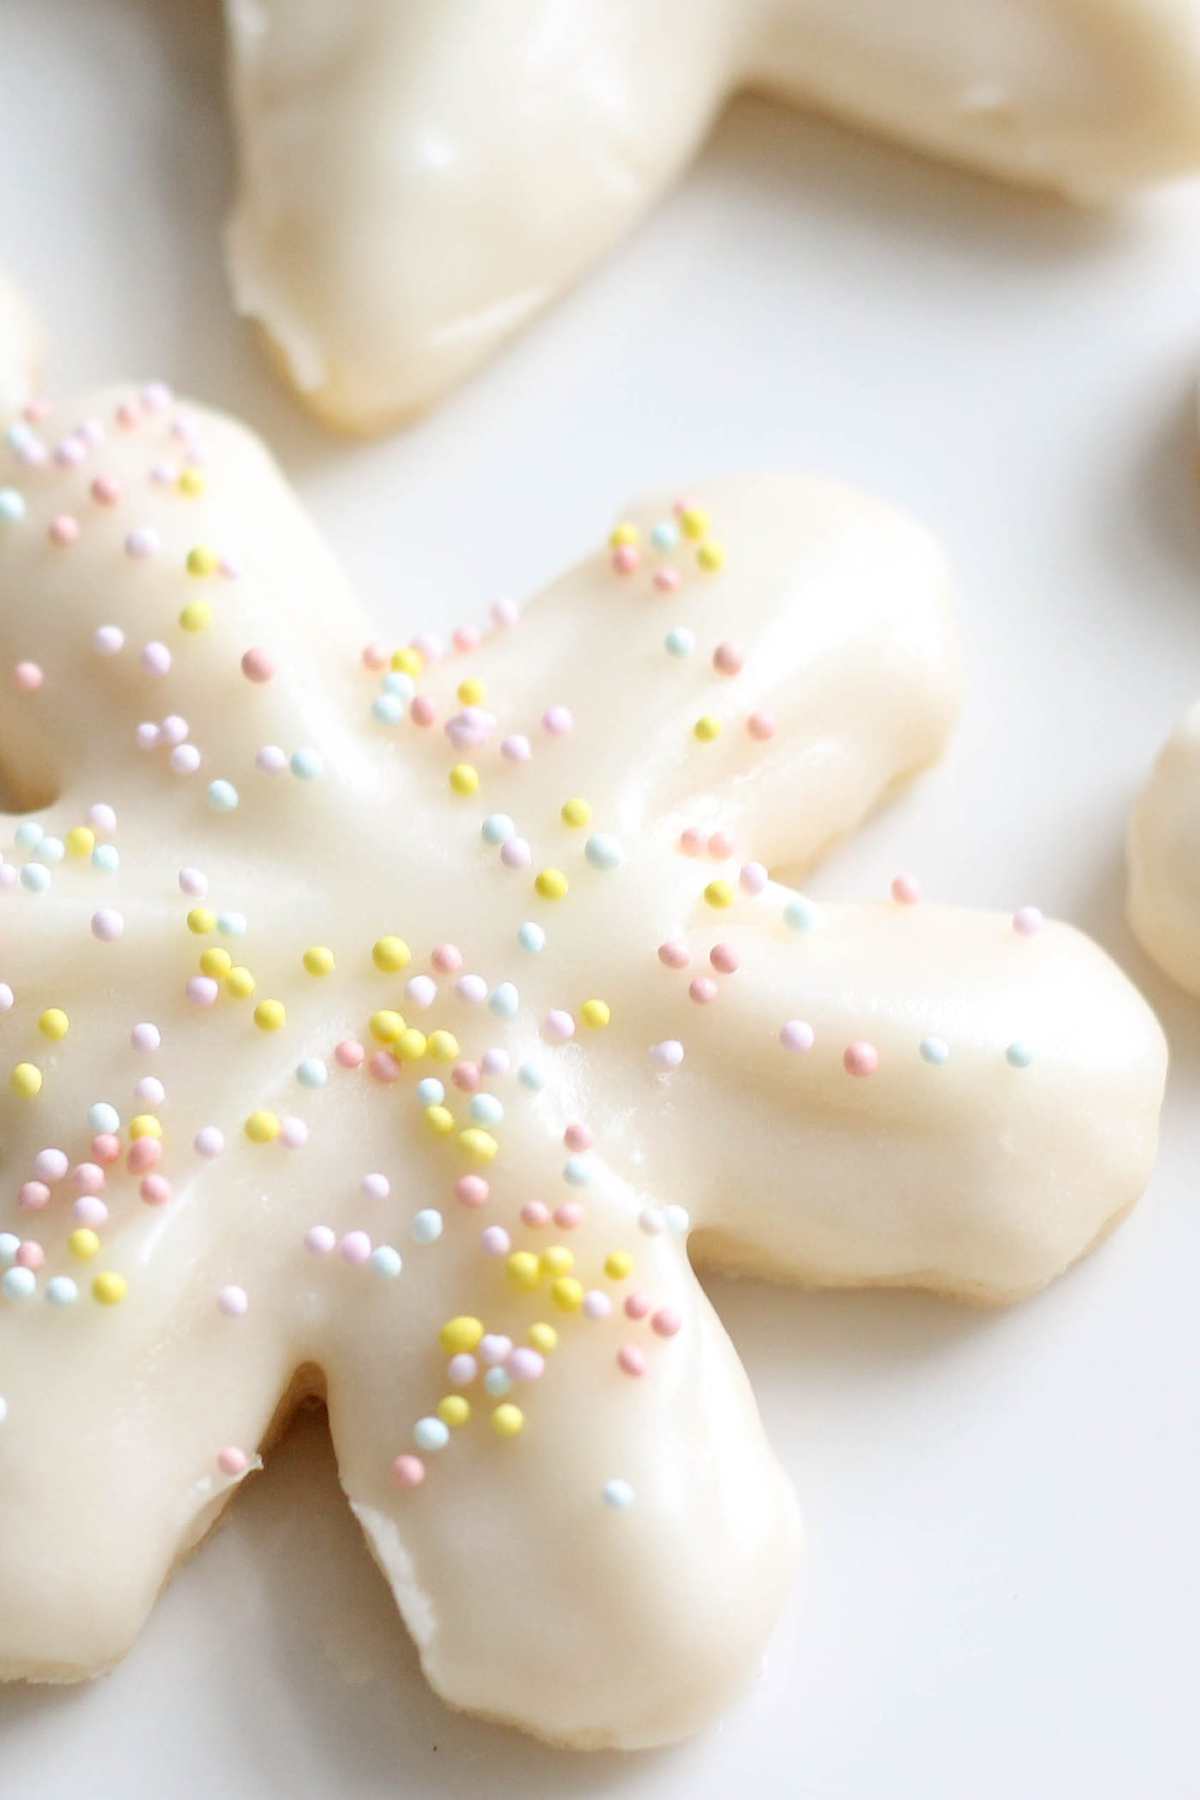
<box><xmin>0</xmin><ymin>380</ymin><xmax>1166</xmax><ymax>1743</ymax></box>
<box><xmin>222</xmin><ymin>0</ymin><xmax>1200</xmax><ymax>429</ymax></box>
<box><xmin>1128</xmin><ymin>699</ymin><xmax>1200</xmax><ymax>995</ymax></box>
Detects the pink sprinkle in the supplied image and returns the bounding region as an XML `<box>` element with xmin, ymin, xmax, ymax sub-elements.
<box><xmin>521</xmin><ymin>1201</ymin><xmax>551</xmax><ymax>1228</ymax></box>
<box><xmin>481</xmin><ymin>1047</ymin><xmax>509</xmax><ymax>1077</ymax></box>
<box><xmin>335</xmin><ymin>1039</ymin><xmax>365</xmax><ymax>1070</ymax></box>
<box><xmin>305</xmin><ymin>1225</ymin><xmax>336</xmax><ymax>1256</ymax></box>
<box><xmin>0</xmin><ymin>868</ymin><xmax>14</xmax><ymax>890</ymax></box>
<box><xmin>391</xmin><ymin>1454</ymin><xmax>426</xmax><ymax>1490</ymax></box>
<box><xmin>116</xmin><ymin>401</ymin><xmax>139</xmax><ymax>429</ymax></box>
<box><xmin>128</xmin><ymin>1138</ymin><xmax>161</xmax><ymax>1173</ymax></box>
<box><xmin>140</xmin><ymin>641</ymin><xmax>171</xmax><ymax>677</ymax></box>
<box><xmin>410</xmin><ymin>696</ymin><xmax>436</xmax><ymax>729</ymax></box>
<box><xmin>689</xmin><ymin>976</ymin><xmax>718</xmax><ymax>1005</ymax></box>
<box><xmin>369</xmin><ymin>1050</ymin><xmax>401</xmax><ymax>1083</ymax></box>
<box><xmin>195</xmin><ymin>1127</ymin><xmax>224</xmax><ymax>1158</ymax></box>
<box><xmin>491</xmin><ymin>597</ymin><xmax>519</xmax><ymax>628</ymax></box>
<box><xmin>709</xmin><ymin>943</ymin><xmax>739</xmax><ymax>974</ymax></box>
<box><xmin>481</xmin><ymin>1226</ymin><xmax>511</xmax><ymax>1256</ymax></box>
<box><xmin>583</xmin><ymin>1290</ymin><xmax>612</xmax><ymax>1319</ymax></box>
<box><xmin>48</xmin><ymin>514</ymin><xmax>79</xmax><ymax>547</ymax></box>
<box><xmin>33</xmin><ymin>1148</ymin><xmax>68</xmax><ymax>1183</ymax></box>
<box><xmin>679</xmin><ymin>828</ymin><xmax>705</xmax><ymax>857</ymax></box>
<box><xmin>178</xmin><ymin>868</ymin><xmax>207</xmax><ymax>898</ymax></box>
<box><xmin>18</xmin><ymin>1182</ymin><xmax>49</xmax><ymax>1211</ymax></box>
<box><xmin>499</xmin><ymin>836</ymin><xmax>531</xmax><ymax>870</ymax></box>
<box><xmin>780</xmin><ymin>1020</ymin><xmax>815</xmax><ymax>1053</ymax></box>
<box><xmin>139</xmin><ymin>1176</ymin><xmax>171</xmax><ymax>1207</ymax></box>
<box><xmin>132</xmin><ymin>1022</ymin><xmax>161</xmax><ymax>1052</ymax></box>
<box><xmin>740</xmin><ymin>861</ymin><xmax>768</xmax><ymax>896</ymax></box>
<box><xmin>124</xmin><ymin>526</ymin><xmax>159</xmax><ymax>558</ymax></box>
<box><xmin>142</xmin><ymin>382</ymin><xmax>172</xmax><ymax>412</ymax></box>
<box><xmin>650</xmin><ymin>1040</ymin><xmax>684</xmax><ymax>1070</ymax></box>
<box><xmin>89</xmin><ymin>802</ymin><xmax>117</xmax><ymax>835</ymax></box>
<box><xmin>13</xmin><ymin>661</ymin><xmax>43</xmax><ymax>693</ymax></box>
<box><xmin>707</xmin><ymin>830</ymin><xmax>735</xmax><ymax>860</ymax></box>
<box><xmin>564</xmin><ymin>1122</ymin><xmax>593</xmax><ymax>1152</ymax></box>
<box><xmin>456</xmin><ymin>974</ymin><xmax>487</xmax><ymax>1005</ymax></box>
<box><xmin>280</xmin><ymin>1117</ymin><xmax>308</xmax><ymax>1148</ymax></box>
<box><xmin>218</xmin><ymin>1285</ymin><xmax>249</xmax><ymax>1317</ymax></box>
<box><xmin>447</xmin><ymin>1353</ymin><xmax>477</xmax><ymax>1385</ymax></box>
<box><xmin>843</xmin><ymin>1041</ymin><xmax>879</xmax><ymax>1078</ymax></box>
<box><xmin>554</xmin><ymin>1202</ymin><xmax>585</xmax><ymax>1229</ymax></box>
<box><xmin>432</xmin><ymin>944</ymin><xmax>462</xmax><ymax>974</ymax></box>
<box><xmin>542</xmin><ymin>704</ymin><xmax>573</xmax><ymax>736</ymax></box>
<box><xmin>170</xmin><ymin>745</ymin><xmax>201</xmax><ymax>775</ymax></box>
<box><xmin>340</xmin><ymin>1231</ymin><xmax>372</xmax><ymax>1264</ymax></box>
<box><xmin>92</xmin><ymin>1134</ymin><xmax>121</xmax><ymax>1165</ymax></box>
<box><xmin>94</xmin><ymin>625</ymin><xmax>125</xmax><ymax>656</ymax></box>
<box><xmin>361</xmin><ymin>1173</ymin><xmax>390</xmax><ymax>1202</ymax></box>
<box><xmin>625</xmin><ymin>1294</ymin><xmax>651</xmax><ymax>1320</ymax></box>
<box><xmin>72</xmin><ymin>1162</ymin><xmax>105</xmax><ymax>1195</ymax></box>
<box><xmin>713</xmin><ymin>642</ymin><xmax>743</xmax><ymax>677</ymax></box>
<box><xmin>543</xmin><ymin>1009</ymin><xmax>575</xmax><ymax>1043</ymax></box>
<box><xmin>91</xmin><ymin>475</ymin><xmax>120</xmax><ymax>506</ymax></box>
<box><xmin>651</xmin><ymin>1307</ymin><xmax>682</xmax><ymax>1338</ymax></box>
<box><xmin>16</xmin><ymin>1242</ymin><xmax>44</xmax><ymax>1271</ymax></box>
<box><xmin>73</xmin><ymin>1196</ymin><xmax>109</xmax><ymax>1228</ymax></box>
<box><xmin>187</xmin><ymin>976</ymin><xmax>219</xmax><ymax>1007</ymax></box>
<box><xmin>218</xmin><ymin>1448</ymin><xmax>249</xmax><ymax>1478</ymax></box>
<box><xmin>412</xmin><ymin>632</ymin><xmax>443</xmax><ymax>664</ymax></box>
<box><xmin>891</xmin><ymin>873</ymin><xmax>921</xmax><ymax>905</ymax></box>
<box><xmin>501</xmin><ymin>734</ymin><xmax>531</xmax><ymax>762</ymax></box>
<box><xmin>135</xmin><ymin>721</ymin><xmax>161</xmax><ymax>751</ymax></box>
<box><xmin>256</xmin><ymin>745</ymin><xmax>287</xmax><ymax>775</ymax></box>
<box><xmin>455</xmin><ymin>1175</ymin><xmax>489</xmax><ymax>1208</ymax></box>
<box><xmin>747</xmin><ymin>711</ymin><xmax>776</xmax><ymax>741</ymax></box>
<box><xmin>451</xmin><ymin>1060</ymin><xmax>481</xmax><ymax>1092</ymax></box>
<box><xmin>406</xmin><ymin>975</ymin><xmax>437</xmax><ymax>1010</ymax></box>
<box><xmin>135</xmin><ymin>1076</ymin><xmax>166</xmax><ymax>1105</ymax></box>
<box><xmin>240</xmin><ymin>647</ymin><xmax>274</xmax><ymax>684</ymax></box>
<box><xmin>480</xmin><ymin>1334</ymin><xmax>512</xmax><ymax>1366</ymax></box>
<box><xmin>361</xmin><ymin>642</ymin><xmax>388</xmax><ymax>671</ymax></box>
<box><xmin>508</xmin><ymin>1348</ymin><xmax>545</xmax><ymax>1381</ymax></box>
<box><xmin>612</xmin><ymin>545</ymin><xmax>640</xmax><ymax>575</ymax></box>
<box><xmin>160</xmin><ymin>714</ymin><xmax>189</xmax><ymax>746</ymax></box>
<box><xmin>1013</xmin><ymin>906</ymin><xmax>1045</xmax><ymax>937</ymax></box>
<box><xmin>653</xmin><ymin>567</ymin><xmax>681</xmax><ymax>593</ymax></box>
<box><xmin>618</xmin><ymin>1346</ymin><xmax>647</xmax><ymax>1378</ymax></box>
<box><xmin>658</xmin><ymin>941</ymin><xmax>690</xmax><ymax>970</ymax></box>
<box><xmin>452</xmin><ymin>625</ymin><xmax>481</xmax><ymax>653</ymax></box>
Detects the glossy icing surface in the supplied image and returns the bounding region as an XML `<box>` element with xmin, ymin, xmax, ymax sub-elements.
<box><xmin>223</xmin><ymin>0</ymin><xmax>1200</xmax><ymax>429</ymax></box>
<box><xmin>1129</xmin><ymin>699</ymin><xmax>1200</xmax><ymax>996</ymax></box>
<box><xmin>0</xmin><ymin>381</ymin><xmax>1167</xmax><ymax>1746</ymax></box>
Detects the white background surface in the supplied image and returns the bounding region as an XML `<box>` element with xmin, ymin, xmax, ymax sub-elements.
<box><xmin>3</xmin><ymin>3</ymin><xmax>1200</xmax><ymax>1796</ymax></box>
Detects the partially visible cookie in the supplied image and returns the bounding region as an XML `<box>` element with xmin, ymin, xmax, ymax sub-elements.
<box><xmin>1129</xmin><ymin>701</ymin><xmax>1200</xmax><ymax>995</ymax></box>
<box><xmin>0</xmin><ymin>279</ymin><xmax>42</xmax><ymax>417</ymax></box>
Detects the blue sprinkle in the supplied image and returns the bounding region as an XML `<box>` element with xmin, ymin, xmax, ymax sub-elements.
<box><xmin>290</xmin><ymin>749</ymin><xmax>322</xmax><ymax>780</ymax></box>
<box><xmin>664</xmin><ymin>627</ymin><xmax>695</xmax><ymax>658</ymax></box>
<box><xmin>563</xmin><ymin>1155</ymin><xmax>591</xmax><ymax>1187</ymax></box>
<box><xmin>484</xmin><ymin>1367</ymin><xmax>512</xmax><ymax>1398</ymax></box>
<box><xmin>296</xmin><ymin>1057</ymin><xmax>328</xmax><ymax>1088</ymax></box>
<box><xmin>88</xmin><ymin>1102</ymin><xmax>120</xmax><ymax>1134</ymax></box>
<box><xmin>650</xmin><ymin>521</ymin><xmax>679</xmax><ymax>552</ymax></box>
<box><xmin>208</xmin><ymin>779</ymin><xmax>239</xmax><ymax>812</ymax></box>
<box><xmin>470</xmin><ymin>1093</ymin><xmax>504</xmax><ymax>1128</ymax></box>
<box><xmin>517</xmin><ymin>921</ymin><xmax>545</xmax><ymax>953</ymax></box>
<box><xmin>92</xmin><ymin>844</ymin><xmax>120</xmax><ymax>874</ymax></box>
<box><xmin>370</xmin><ymin>1246</ymin><xmax>403</xmax><ymax>1279</ymax></box>
<box><xmin>19</xmin><ymin>863</ymin><xmax>50</xmax><ymax>893</ymax></box>
<box><xmin>37</xmin><ymin>837</ymin><xmax>65</xmax><ymax>865</ymax></box>
<box><xmin>585</xmin><ymin>834</ymin><xmax>623</xmax><ymax>870</ymax></box>
<box><xmin>518</xmin><ymin>1061</ymin><xmax>545</xmax><ymax>1092</ymax></box>
<box><xmin>784</xmin><ymin>896</ymin><xmax>818</xmax><ymax>931</ymax></box>
<box><xmin>481</xmin><ymin>813</ymin><xmax>515</xmax><ymax>846</ymax></box>
<box><xmin>382</xmin><ymin>671</ymin><xmax>414</xmax><ymax>701</ymax></box>
<box><xmin>1006</xmin><ymin>1040</ymin><xmax>1034</xmax><ymax>1069</ymax></box>
<box><xmin>217</xmin><ymin>912</ymin><xmax>247</xmax><ymax>936</ymax></box>
<box><xmin>14</xmin><ymin>820</ymin><xmax>43</xmax><ymax>850</ymax></box>
<box><xmin>45</xmin><ymin>1276</ymin><xmax>78</xmax><ymax>1306</ymax></box>
<box><xmin>372</xmin><ymin>694</ymin><xmax>404</xmax><ymax>726</ymax></box>
<box><xmin>603</xmin><ymin>1478</ymin><xmax>635</xmax><ymax>1509</ymax></box>
<box><xmin>920</xmin><ymin>1036</ymin><xmax>950</xmax><ymax>1066</ymax></box>
<box><xmin>489</xmin><ymin>981</ymin><xmax>519</xmax><ymax>1019</ymax></box>
<box><xmin>0</xmin><ymin>488</ymin><xmax>27</xmax><ymax>523</ymax></box>
<box><xmin>413</xmin><ymin>1416</ymin><xmax>449</xmax><ymax>1453</ymax></box>
<box><xmin>416</xmin><ymin>1077</ymin><xmax>445</xmax><ymax>1106</ymax></box>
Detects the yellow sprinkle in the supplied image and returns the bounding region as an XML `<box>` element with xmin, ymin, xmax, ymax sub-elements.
<box><xmin>439</xmin><ymin>1316</ymin><xmax>484</xmax><ymax>1354</ymax></box>
<box><xmin>38</xmin><ymin>1008</ymin><xmax>69</xmax><ymax>1041</ymax></box>
<box><xmin>427</xmin><ymin>1030</ymin><xmax>459</xmax><ymax>1063</ymax></box>
<box><xmin>245</xmin><ymin>1110</ymin><xmax>281</xmax><ymax>1143</ymax></box>
<box><xmin>177</xmin><ymin>467</ymin><xmax>205</xmax><ymax>498</ymax></box>
<box><xmin>560</xmin><ymin>797</ymin><xmax>591</xmax><ymax>829</ymax></box>
<box><xmin>179</xmin><ymin>600</ymin><xmax>213</xmax><ymax>633</ymax></box>
<box><xmin>372</xmin><ymin>936</ymin><xmax>411</xmax><ymax>973</ymax></box>
<box><xmin>369</xmin><ymin>1009</ymin><xmax>405</xmax><ymax>1044</ymax></box>
<box><xmin>679</xmin><ymin>505</ymin><xmax>709</xmax><ymax>542</ymax></box>
<box><xmin>604</xmin><ymin>1251</ymin><xmax>634</xmax><ymax>1281</ymax></box>
<box><xmin>697</xmin><ymin>540</ymin><xmax>725</xmax><ymax>572</ymax></box>
<box><xmin>391</xmin><ymin>646</ymin><xmax>424</xmax><ymax>677</ymax></box>
<box><xmin>449</xmin><ymin>763</ymin><xmax>479</xmax><ymax>796</ymax></box>
<box><xmin>458</xmin><ymin>1128</ymin><xmax>498</xmax><ymax>1164</ymax></box>
<box><xmin>551</xmin><ymin>1275</ymin><xmax>584</xmax><ymax>1312</ymax></box>
<box><xmin>437</xmin><ymin>1395</ymin><xmax>471</xmax><ymax>1428</ymax></box>
<box><xmin>200</xmin><ymin>947</ymin><xmax>233</xmax><ymax>979</ymax></box>
<box><xmin>254</xmin><ymin>999</ymin><xmax>286</xmax><ymax>1032</ymax></box>
<box><xmin>528</xmin><ymin>1322</ymin><xmax>558</xmax><ymax>1354</ymax></box>
<box><xmin>186</xmin><ymin>545</ymin><xmax>219</xmax><ymax>577</ymax></box>
<box><xmin>303</xmin><ymin>945</ymin><xmax>335</xmax><ymax>977</ymax></box>
<box><xmin>396</xmin><ymin>1027</ymin><xmax>427</xmax><ymax>1062</ymax></box>
<box><xmin>92</xmin><ymin>1272</ymin><xmax>127</xmax><ymax>1307</ymax></box>
<box><xmin>187</xmin><ymin>907</ymin><xmax>216</xmax><ymax>935</ymax></box>
<box><xmin>540</xmin><ymin>1245</ymin><xmax>574</xmax><ymax>1278</ymax></box>
<box><xmin>491</xmin><ymin>1403</ymin><xmax>524</xmax><ymax>1438</ymax></box>
<box><xmin>65</xmin><ymin>826</ymin><xmax>95</xmax><ymax>859</ymax></box>
<box><xmin>225</xmin><ymin>966</ymin><xmax>256</xmax><ymax>1000</ymax></box>
<box><xmin>68</xmin><ymin>1228</ymin><xmax>100</xmax><ymax>1260</ymax></box>
<box><xmin>507</xmin><ymin>1251</ymin><xmax>541</xmax><ymax>1289</ymax></box>
<box><xmin>129</xmin><ymin>1115</ymin><xmax>162</xmax><ymax>1140</ymax></box>
<box><xmin>580</xmin><ymin>999</ymin><xmax>610</xmax><ymax>1029</ymax></box>
<box><xmin>457</xmin><ymin>677</ymin><xmax>486</xmax><ymax>706</ymax></box>
<box><xmin>424</xmin><ymin>1104</ymin><xmax>455</xmax><ymax>1135</ymax></box>
<box><xmin>694</xmin><ymin>714</ymin><xmax>721</xmax><ymax>743</ymax></box>
<box><xmin>609</xmin><ymin>521</ymin><xmax>640</xmax><ymax>548</ymax></box>
<box><xmin>704</xmin><ymin>879</ymin><xmax>734</xmax><ymax>909</ymax></box>
<box><xmin>10</xmin><ymin>1062</ymin><xmax>42</xmax><ymax>1099</ymax></box>
<box><xmin>535</xmin><ymin>868</ymin><xmax>568</xmax><ymax>901</ymax></box>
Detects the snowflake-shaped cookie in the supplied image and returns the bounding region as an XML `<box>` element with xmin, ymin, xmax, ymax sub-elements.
<box><xmin>223</xmin><ymin>0</ymin><xmax>1200</xmax><ymax>429</ymax></box>
<box><xmin>0</xmin><ymin>373</ymin><xmax>1166</xmax><ymax>1747</ymax></box>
